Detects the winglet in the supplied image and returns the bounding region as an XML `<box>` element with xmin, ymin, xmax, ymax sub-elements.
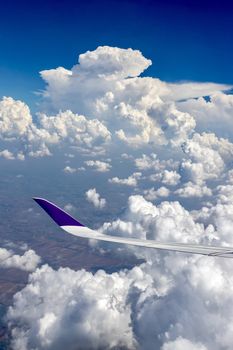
<box><xmin>33</xmin><ymin>197</ymin><xmax>84</xmax><ymax>227</ymax></box>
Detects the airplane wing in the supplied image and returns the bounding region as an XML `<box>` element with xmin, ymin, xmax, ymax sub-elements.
<box><xmin>33</xmin><ymin>197</ymin><xmax>233</xmax><ymax>258</ymax></box>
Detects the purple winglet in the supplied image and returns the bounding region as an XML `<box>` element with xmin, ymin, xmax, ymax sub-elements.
<box><xmin>33</xmin><ymin>198</ymin><xmax>84</xmax><ymax>227</ymax></box>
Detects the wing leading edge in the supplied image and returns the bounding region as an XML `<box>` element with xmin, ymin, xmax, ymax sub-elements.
<box><xmin>33</xmin><ymin>197</ymin><xmax>233</xmax><ymax>258</ymax></box>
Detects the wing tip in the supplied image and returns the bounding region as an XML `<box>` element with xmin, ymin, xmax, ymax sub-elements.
<box><xmin>33</xmin><ymin>197</ymin><xmax>84</xmax><ymax>227</ymax></box>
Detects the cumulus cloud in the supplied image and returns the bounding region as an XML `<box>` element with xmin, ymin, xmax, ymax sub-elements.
<box><xmin>86</xmin><ymin>188</ymin><xmax>106</xmax><ymax>209</ymax></box>
<box><xmin>63</xmin><ymin>166</ymin><xmax>85</xmax><ymax>173</ymax></box>
<box><xmin>7</xmin><ymin>265</ymin><xmax>137</xmax><ymax>350</ymax></box>
<box><xmin>0</xmin><ymin>96</ymin><xmax>33</xmax><ymax>138</ymax></box>
<box><xmin>85</xmin><ymin>160</ymin><xmax>111</xmax><ymax>172</ymax></box>
<box><xmin>75</xmin><ymin>46</ymin><xmax>152</xmax><ymax>79</ymax></box>
<box><xmin>101</xmin><ymin>195</ymin><xmax>209</xmax><ymax>244</ymax></box>
<box><xmin>8</xmin><ymin>194</ymin><xmax>233</xmax><ymax>350</ymax></box>
<box><xmin>113</xmin><ymin>100</ymin><xmax>195</xmax><ymax>148</ymax></box>
<box><xmin>41</xmin><ymin>46</ymin><xmax>229</xmax><ymax>116</ymax></box>
<box><xmin>149</xmin><ymin>169</ymin><xmax>181</xmax><ymax>186</ymax></box>
<box><xmin>1</xmin><ymin>46</ymin><xmax>231</xmax><ymax>159</ymax></box>
<box><xmin>38</xmin><ymin>46</ymin><xmax>230</xmax><ymax>149</ymax></box>
<box><xmin>181</xmin><ymin>132</ymin><xmax>233</xmax><ymax>185</ymax></box>
<box><xmin>99</xmin><ymin>195</ymin><xmax>233</xmax><ymax>349</ymax></box>
<box><xmin>175</xmin><ymin>182</ymin><xmax>212</xmax><ymax>198</ymax></box>
<box><xmin>143</xmin><ymin>186</ymin><xmax>170</xmax><ymax>201</ymax></box>
<box><xmin>63</xmin><ymin>166</ymin><xmax>77</xmax><ymax>174</ymax></box>
<box><xmin>0</xmin><ymin>97</ymin><xmax>111</xmax><ymax>159</ymax></box>
<box><xmin>38</xmin><ymin>110</ymin><xmax>111</xmax><ymax>154</ymax></box>
<box><xmin>192</xmin><ymin>195</ymin><xmax>233</xmax><ymax>246</ymax></box>
<box><xmin>135</xmin><ymin>153</ymin><xmax>165</xmax><ymax>171</ymax></box>
<box><xmin>216</xmin><ymin>184</ymin><xmax>233</xmax><ymax>205</ymax></box>
<box><xmin>178</xmin><ymin>92</ymin><xmax>233</xmax><ymax>139</ymax></box>
<box><xmin>0</xmin><ymin>247</ymin><xmax>41</xmax><ymax>272</ymax></box>
<box><xmin>109</xmin><ymin>172</ymin><xmax>141</xmax><ymax>186</ymax></box>
<box><xmin>161</xmin><ymin>337</ymin><xmax>208</xmax><ymax>350</ymax></box>
<box><xmin>161</xmin><ymin>170</ymin><xmax>181</xmax><ymax>186</ymax></box>
<box><xmin>3</xmin><ymin>45</ymin><xmax>233</xmax><ymax>350</ymax></box>
<box><xmin>135</xmin><ymin>154</ymin><xmax>179</xmax><ymax>178</ymax></box>
<box><xmin>0</xmin><ymin>149</ymin><xmax>16</xmax><ymax>160</ymax></box>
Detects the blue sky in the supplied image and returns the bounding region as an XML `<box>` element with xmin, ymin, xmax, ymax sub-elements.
<box><xmin>0</xmin><ymin>0</ymin><xmax>233</xmax><ymax>108</ymax></box>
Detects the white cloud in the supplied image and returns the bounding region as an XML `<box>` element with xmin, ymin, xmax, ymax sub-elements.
<box><xmin>3</xmin><ymin>45</ymin><xmax>233</xmax><ymax>350</ymax></box>
<box><xmin>38</xmin><ymin>110</ymin><xmax>111</xmax><ymax>152</ymax></box>
<box><xmin>114</xmin><ymin>100</ymin><xmax>195</xmax><ymax>148</ymax></box>
<box><xmin>167</xmin><ymin>82</ymin><xmax>230</xmax><ymax>102</ymax></box>
<box><xmin>38</xmin><ymin>46</ymin><xmax>230</xmax><ymax>150</ymax></box>
<box><xmin>101</xmin><ymin>195</ymin><xmax>208</xmax><ymax>244</ymax></box>
<box><xmin>7</xmin><ymin>265</ymin><xmax>137</xmax><ymax>350</ymax></box>
<box><xmin>216</xmin><ymin>184</ymin><xmax>233</xmax><ymax>204</ymax></box>
<box><xmin>121</xmin><ymin>153</ymin><xmax>133</xmax><ymax>160</ymax></box>
<box><xmin>86</xmin><ymin>188</ymin><xmax>106</xmax><ymax>209</ymax></box>
<box><xmin>1</xmin><ymin>47</ymin><xmax>232</xmax><ymax>159</ymax></box>
<box><xmin>63</xmin><ymin>166</ymin><xmax>76</xmax><ymax>174</ymax></box>
<box><xmin>63</xmin><ymin>204</ymin><xmax>75</xmax><ymax>213</ymax></box>
<box><xmin>63</xmin><ymin>166</ymin><xmax>85</xmax><ymax>173</ymax></box>
<box><xmin>161</xmin><ymin>337</ymin><xmax>207</xmax><ymax>350</ymax></box>
<box><xmin>193</xmin><ymin>201</ymin><xmax>233</xmax><ymax>246</ymax></box>
<box><xmin>0</xmin><ymin>98</ymin><xmax>111</xmax><ymax>159</ymax></box>
<box><xmin>0</xmin><ymin>247</ymin><xmax>41</xmax><ymax>272</ymax></box>
<box><xmin>9</xmin><ymin>194</ymin><xmax>233</xmax><ymax>350</ymax></box>
<box><xmin>41</xmin><ymin>49</ymin><xmax>229</xmax><ymax>117</ymax></box>
<box><xmin>75</xmin><ymin>46</ymin><xmax>152</xmax><ymax>79</ymax></box>
<box><xmin>0</xmin><ymin>96</ymin><xmax>33</xmax><ymax>138</ymax></box>
<box><xmin>85</xmin><ymin>160</ymin><xmax>111</xmax><ymax>172</ymax></box>
<box><xmin>109</xmin><ymin>172</ymin><xmax>141</xmax><ymax>186</ymax></box>
<box><xmin>161</xmin><ymin>170</ymin><xmax>181</xmax><ymax>186</ymax></box>
<box><xmin>99</xmin><ymin>196</ymin><xmax>233</xmax><ymax>349</ymax></box>
<box><xmin>181</xmin><ymin>132</ymin><xmax>233</xmax><ymax>184</ymax></box>
<box><xmin>135</xmin><ymin>154</ymin><xmax>179</xmax><ymax>175</ymax></box>
<box><xmin>0</xmin><ymin>149</ymin><xmax>15</xmax><ymax>160</ymax></box>
<box><xmin>178</xmin><ymin>92</ymin><xmax>233</xmax><ymax>139</ymax></box>
<box><xmin>135</xmin><ymin>153</ymin><xmax>159</xmax><ymax>170</ymax></box>
<box><xmin>175</xmin><ymin>182</ymin><xmax>212</xmax><ymax>198</ymax></box>
<box><xmin>144</xmin><ymin>186</ymin><xmax>170</xmax><ymax>201</ymax></box>
<box><xmin>149</xmin><ymin>102</ymin><xmax>196</xmax><ymax>147</ymax></box>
